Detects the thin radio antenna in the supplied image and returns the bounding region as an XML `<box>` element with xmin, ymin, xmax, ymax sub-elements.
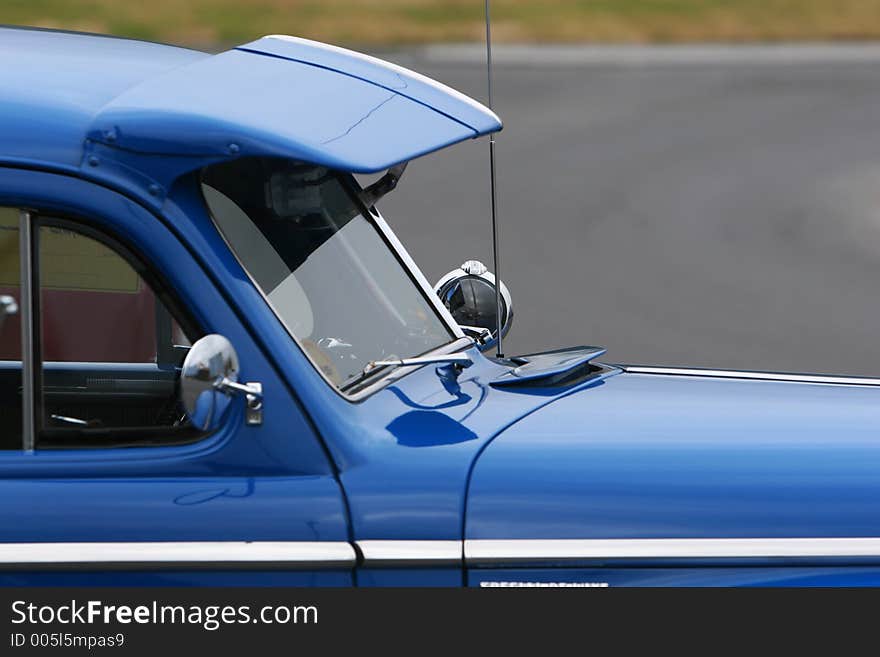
<box><xmin>484</xmin><ymin>0</ymin><xmax>504</xmax><ymax>358</ymax></box>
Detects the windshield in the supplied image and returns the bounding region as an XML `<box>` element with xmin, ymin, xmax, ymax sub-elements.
<box><xmin>201</xmin><ymin>157</ymin><xmax>455</xmax><ymax>389</ymax></box>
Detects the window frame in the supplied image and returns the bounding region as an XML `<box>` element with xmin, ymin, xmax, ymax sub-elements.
<box><xmin>16</xmin><ymin>209</ymin><xmax>207</xmax><ymax>451</ymax></box>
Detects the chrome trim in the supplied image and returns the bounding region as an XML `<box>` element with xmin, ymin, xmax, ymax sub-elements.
<box><xmin>244</xmin><ymin>381</ymin><xmax>263</xmax><ymax>426</ymax></box>
<box><xmin>0</xmin><ymin>541</ymin><xmax>356</xmax><ymax>568</ymax></box>
<box><xmin>622</xmin><ymin>365</ymin><xmax>880</xmax><ymax>387</ymax></box>
<box><xmin>342</xmin><ymin>337</ymin><xmax>475</xmax><ymax>399</ymax></box>
<box><xmin>434</xmin><ymin>261</ymin><xmax>513</xmax><ymax>355</ymax></box>
<box><xmin>366</xmin><ymin>352</ymin><xmax>472</xmax><ymax>372</ymax></box>
<box><xmin>49</xmin><ymin>414</ymin><xmax>89</xmax><ymax>427</ymax></box>
<box><xmin>18</xmin><ymin>210</ymin><xmax>34</xmax><ymax>453</ymax></box>
<box><xmin>357</xmin><ymin>540</ymin><xmax>462</xmax><ymax>566</ymax></box>
<box><xmin>465</xmin><ymin>538</ymin><xmax>880</xmax><ymax>563</ymax></box>
<box><xmin>433</xmin><ymin>262</ymin><xmax>513</xmax><ymax>331</ymax></box>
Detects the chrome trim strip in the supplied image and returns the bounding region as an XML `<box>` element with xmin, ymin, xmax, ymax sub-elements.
<box><xmin>466</xmin><ymin>538</ymin><xmax>880</xmax><ymax>563</ymax></box>
<box><xmin>344</xmin><ymin>337</ymin><xmax>474</xmax><ymax>399</ymax></box>
<box><xmin>18</xmin><ymin>210</ymin><xmax>34</xmax><ymax>453</ymax></box>
<box><xmin>369</xmin><ymin>209</ymin><xmax>466</xmax><ymax>342</ymax></box>
<box><xmin>368</xmin><ymin>352</ymin><xmax>472</xmax><ymax>370</ymax></box>
<box><xmin>622</xmin><ymin>365</ymin><xmax>880</xmax><ymax>387</ymax></box>
<box><xmin>357</xmin><ymin>540</ymin><xmax>462</xmax><ymax>566</ymax></box>
<box><xmin>0</xmin><ymin>541</ymin><xmax>356</xmax><ymax>568</ymax></box>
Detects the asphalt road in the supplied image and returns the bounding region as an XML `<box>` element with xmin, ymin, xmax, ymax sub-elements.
<box><xmin>377</xmin><ymin>45</ymin><xmax>880</xmax><ymax>376</ymax></box>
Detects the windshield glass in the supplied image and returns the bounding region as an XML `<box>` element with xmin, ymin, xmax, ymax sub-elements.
<box><xmin>201</xmin><ymin>157</ymin><xmax>455</xmax><ymax>389</ymax></box>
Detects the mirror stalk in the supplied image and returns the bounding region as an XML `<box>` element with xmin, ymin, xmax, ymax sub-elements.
<box><xmin>180</xmin><ymin>334</ymin><xmax>264</xmax><ymax>430</ymax></box>
<box><xmin>216</xmin><ymin>377</ymin><xmax>263</xmax><ymax>400</ymax></box>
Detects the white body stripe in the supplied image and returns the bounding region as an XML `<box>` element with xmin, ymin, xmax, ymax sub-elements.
<box><xmin>357</xmin><ymin>540</ymin><xmax>461</xmax><ymax>565</ymax></box>
<box><xmin>5</xmin><ymin>538</ymin><xmax>880</xmax><ymax>567</ymax></box>
<box><xmin>0</xmin><ymin>541</ymin><xmax>356</xmax><ymax>566</ymax></box>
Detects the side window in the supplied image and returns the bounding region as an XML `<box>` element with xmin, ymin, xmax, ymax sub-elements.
<box><xmin>32</xmin><ymin>217</ymin><xmax>201</xmax><ymax>447</ymax></box>
<box><xmin>40</xmin><ymin>225</ymin><xmax>159</xmax><ymax>363</ymax></box>
<box><xmin>0</xmin><ymin>208</ymin><xmax>21</xmax><ymax>449</ymax></box>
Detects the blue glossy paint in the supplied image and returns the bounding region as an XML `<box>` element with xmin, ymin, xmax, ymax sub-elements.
<box><xmin>324</xmin><ymin>358</ymin><xmax>620</xmax><ymax>540</ymax></box>
<box><xmin>157</xmin><ymin>174</ymin><xmax>619</xmax><ymax>542</ymax></box>
<box><xmin>0</xmin><ymin>25</ymin><xmax>500</xmax><ymax>217</ymax></box>
<box><xmin>2</xmin><ymin>27</ymin><xmax>878</xmax><ymax>587</ymax></box>
<box><xmin>88</xmin><ymin>49</ymin><xmax>481</xmax><ymax>173</ymax></box>
<box><xmin>358</xmin><ymin>569</ymin><xmax>461</xmax><ymax>587</ymax></box>
<box><xmin>0</xmin><ymin>28</ymin><xmax>204</xmax><ymax>171</ymax></box>
<box><xmin>238</xmin><ymin>36</ymin><xmax>502</xmax><ymax>134</ymax></box>
<box><xmin>467</xmin><ymin>372</ymin><xmax>880</xmax><ymax>541</ymax></box>
<box><xmin>158</xmin><ymin>183</ymin><xmax>618</xmax><ymax>541</ymax></box>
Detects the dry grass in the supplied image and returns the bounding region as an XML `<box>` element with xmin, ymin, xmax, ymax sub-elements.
<box><xmin>4</xmin><ymin>0</ymin><xmax>880</xmax><ymax>47</ymax></box>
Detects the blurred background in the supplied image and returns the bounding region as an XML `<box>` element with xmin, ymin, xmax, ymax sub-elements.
<box><xmin>7</xmin><ymin>1</ymin><xmax>880</xmax><ymax>374</ymax></box>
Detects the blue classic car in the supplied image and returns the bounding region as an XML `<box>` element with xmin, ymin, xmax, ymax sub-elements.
<box><xmin>2</xmin><ymin>26</ymin><xmax>880</xmax><ymax>588</ymax></box>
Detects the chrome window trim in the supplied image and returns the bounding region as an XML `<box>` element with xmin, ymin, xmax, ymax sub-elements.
<box><xmin>357</xmin><ymin>540</ymin><xmax>461</xmax><ymax>566</ymax></box>
<box><xmin>201</xmin><ymin>176</ymin><xmax>465</xmax><ymax>403</ymax></box>
<box><xmin>465</xmin><ymin>538</ymin><xmax>880</xmax><ymax>564</ymax></box>
<box><xmin>0</xmin><ymin>541</ymin><xmax>356</xmax><ymax>569</ymax></box>
<box><xmin>18</xmin><ymin>209</ymin><xmax>34</xmax><ymax>453</ymax></box>
<box><xmin>622</xmin><ymin>365</ymin><xmax>880</xmax><ymax>387</ymax></box>
<box><xmin>368</xmin><ymin>208</ymin><xmax>466</xmax><ymax>342</ymax></box>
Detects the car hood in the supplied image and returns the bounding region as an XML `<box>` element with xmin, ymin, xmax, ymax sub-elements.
<box><xmin>466</xmin><ymin>369</ymin><xmax>880</xmax><ymax>541</ymax></box>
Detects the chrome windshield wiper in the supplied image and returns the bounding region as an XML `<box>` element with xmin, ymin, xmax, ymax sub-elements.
<box><xmin>339</xmin><ymin>352</ymin><xmax>473</xmax><ymax>393</ymax></box>
<box><xmin>365</xmin><ymin>352</ymin><xmax>473</xmax><ymax>373</ymax></box>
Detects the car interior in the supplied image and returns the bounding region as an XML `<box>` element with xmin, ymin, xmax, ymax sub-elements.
<box><xmin>0</xmin><ymin>211</ymin><xmax>200</xmax><ymax>450</ymax></box>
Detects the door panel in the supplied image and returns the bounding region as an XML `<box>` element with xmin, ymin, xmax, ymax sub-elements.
<box><xmin>0</xmin><ymin>475</ymin><xmax>353</xmax><ymax>587</ymax></box>
<box><xmin>42</xmin><ymin>362</ymin><xmax>180</xmax><ymax>433</ymax></box>
<box><xmin>0</xmin><ymin>171</ymin><xmax>353</xmax><ymax>585</ymax></box>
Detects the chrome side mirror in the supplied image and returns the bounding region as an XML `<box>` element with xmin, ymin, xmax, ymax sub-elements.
<box><xmin>180</xmin><ymin>334</ymin><xmax>263</xmax><ymax>431</ymax></box>
<box><xmin>434</xmin><ymin>260</ymin><xmax>513</xmax><ymax>352</ymax></box>
<box><xmin>0</xmin><ymin>295</ymin><xmax>17</xmax><ymax>331</ymax></box>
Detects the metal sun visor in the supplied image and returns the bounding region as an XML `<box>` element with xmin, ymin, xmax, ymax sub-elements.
<box><xmin>87</xmin><ymin>36</ymin><xmax>502</xmax><ymax>175</ymax></box>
